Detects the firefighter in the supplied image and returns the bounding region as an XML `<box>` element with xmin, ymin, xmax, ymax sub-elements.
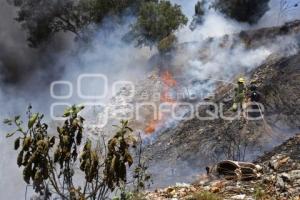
<box><xmin>248</xmin><ymin>80</ymin><xmax>260</xmax><ymax>102</ymax></box>
<box><xmin>232</xmin><ymin>77</ymin><xmax>246</xmax><ymax>112</ymax></box>
<box><xmin>246</xmin><ymin>80</ymin><xmax>262</xmax><ymax>118</ymax></box>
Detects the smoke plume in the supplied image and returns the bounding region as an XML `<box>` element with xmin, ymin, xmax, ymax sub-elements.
<box><xmin>0</xmin><ymin>0</ymin><xmax>300</xmax><ymax>198</ymax></box>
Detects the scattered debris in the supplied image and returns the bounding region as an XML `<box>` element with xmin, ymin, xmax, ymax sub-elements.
<box><xmin>144</xmin><ymin>134</ymin><xmax>300</xmax><ymax>199</ymax></box>
<box><xmin>214</xmin><ymin>160</ymin><xmax>262</xmax><ymax>181</ymax></box>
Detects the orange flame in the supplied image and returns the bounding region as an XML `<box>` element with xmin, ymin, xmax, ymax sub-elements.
<box><xmin>161</xmin><ymin>71</ymin><xmax>177</xmax><ymax>87</ymax></box>
<box><xmin>144</xmin><ymin>71</ymin><xmax>177</xmax><ymax>134</ymax></box>
<box><xmin>161</xmin><ymin>71</ymin><xmax>177</xmax><ymax>103</ymax></box>
<box><xmin>160</xmin><ymin>93</ymin><xmax>175</xmax><ymax>103</ymax></box>
<box><xmin>144</xmin><ymin>119</ymin><xmax>159</xmax><ymax>134</ymax></box>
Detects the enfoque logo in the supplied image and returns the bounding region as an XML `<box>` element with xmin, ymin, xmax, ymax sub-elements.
<box><xmin>50</xmin><ymin>73</ymin><xmax>264</xmax><ymax>129</ymax></box>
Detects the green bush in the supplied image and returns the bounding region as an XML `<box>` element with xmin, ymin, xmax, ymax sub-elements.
<box><xmin>4</xmin><ymin>105</ymin><xmax>141</xmax><ymax>199</ymax></box>
<box><xmin>187</xmin><ymin>191</ymin><xmax>222</xmax><ymax>200</ymax></box>
<box><xmin>157</xmin><ymin>34</ymin><xmax>177</xmax><ymax>53</ymax></box>
<box><xmin>254</xmin><ymin>185</ymin><xmax>270</xmax><ymax>200</ymax></box>
<box><xmin>130</xmin><ymin>0</ymin><xmax>187</xmax><ymax>50</ymax></box>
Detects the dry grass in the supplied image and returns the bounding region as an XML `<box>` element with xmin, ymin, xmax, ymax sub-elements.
<box><xmin>187</xmin><ymin>191</ymin><xmax>222</xmax><ymax>200</ymax></box>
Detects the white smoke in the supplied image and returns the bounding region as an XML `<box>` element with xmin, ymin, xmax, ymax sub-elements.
<box><xmin>257</xmin><ymin>0</ymin><xmax>300</xmax><ymax>28</ymax></box>
<box><xmin>177</xmin><ymin>8</ymin><xmax>249</xmax><ymax>43</ymax></box>
<box><xmin>60</xmin><ymin>18</ymin><xmax>154</xmax><ymax>92</ymax></box>
<box><xmin>171</xmin><ymin>0</ymin><xmax>300</xmax><ymax>95</ymax></box>
<box><xmin>1</xmin><ymin>0</ymin><xmax>300</xmax><ymax>198</ymax></box>
<box><xmin>185</xmin><ymin>45</ymin><xmax>271</xmax><ymax>80</ymax></box>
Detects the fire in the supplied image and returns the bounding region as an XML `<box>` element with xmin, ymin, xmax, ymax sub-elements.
<box><xmin>144</xmin><ymin>119</ymin><xmax>159</xmax><ymax>134</ymax></box>
<box><xmin>161</xmin><ymin>71</ymin><xmax>177</xmax><ymax>103</ymax></box>
<box><xmin>144</xmin><ymin>71</ymin><xmax>177</xmax><ymax>134</ymax></box>
<box><xmin>161</xmin><ymin>89</ymin><xmax>175</xmax><ymax>103</ymax></box>
<box><xmin>161</xmin><ymin>71</ymin><xmax>177</xmax><ymax>87</ymax></box>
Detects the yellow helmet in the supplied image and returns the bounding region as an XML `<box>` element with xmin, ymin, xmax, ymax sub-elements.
<box><xmin>238</xmin><ymin>77</ymin><xmax>245</xmax><ymax>83</ymax></box>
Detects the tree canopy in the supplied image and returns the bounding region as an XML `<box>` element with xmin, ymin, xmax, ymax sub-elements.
<box><xmin>212</xmin><ymin>0</ymin><xmax>270</xmax><ymax>24</ymax></box>
<box><xmin>10</xmin><ymin>0</ymin><xmax>155</xmax><ymax>47</ymax></box>
<box><xmin>190</xmin><ymin>0</ymin><xmax>206</xmax><ymax>30</ymax></box>
<box><xmin>129</xmin><ymin>0</ymin><xmax>188</xmax><ymax>51</ymax></box>
<box><xmin>9</xmin><ymin>0</ymin><xmax>188</xmax><ymax>50</ymax></box>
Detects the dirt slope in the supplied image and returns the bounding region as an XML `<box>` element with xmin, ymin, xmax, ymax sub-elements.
<box><xmin>144</xmin><ymin>134</ymin><xmax>300</xmax><ymax>200</ymax></box>
<box><xmin>144</xmin><ymin>51</ymin><xmax>300</xmax><ymax>187</ymax></box>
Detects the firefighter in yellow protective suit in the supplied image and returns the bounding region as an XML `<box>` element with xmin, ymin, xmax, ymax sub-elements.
<box><xmin>232</xmin><ymin>77</ymin><xmax>246</xmax><ymax>112</ymax></box>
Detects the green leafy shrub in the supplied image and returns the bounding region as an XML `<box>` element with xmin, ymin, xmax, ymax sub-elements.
<box><xmin>187</xmin><ymin>191</ymin><xmax>222</xmax><ymax>200</ymax></box>
<box><xmin>129</xmin><ymin>0</ymin><xmax>187</xmax><ymax>51</ymax></box>
<box><xmin>4</xmin><ymin>105</ymin><xmax>144</xmax><ymax>200</ymax></box>
<box><xmin>254</xmin><ymin>185</ymin><xmax>271</xmax><ymax>200</ymax></box>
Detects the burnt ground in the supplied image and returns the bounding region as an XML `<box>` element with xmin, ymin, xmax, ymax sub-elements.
<box><xmin>256</xmin><ymin>134</ymin><xmax>300</xmax><ymax>164</ymax></box>
<box><xmin>144</xmin><ymin>51</ymin><xmax>300</xmax><ymax>187</ymax></box>
<box><xmin>145</xmin><ymin>134</ymin><xmax>300</xmax><ymax>199</ymax></box>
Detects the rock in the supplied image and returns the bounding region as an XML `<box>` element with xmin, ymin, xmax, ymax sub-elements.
<box><xmin>289</xmin><ymin>170</ymin><xmax>300</xmax><ymax>181</ymax></box>
<box><xmin>276</xmin><ymin>176</ymin><xmax>285</xmax><ymax>190</ymax></box>
<box><xmin>230</xmin><ymin>194</ymin><xmax>246</xmax><ymax>199</ymax></box>
<box><xmin>269</xmin><ymin>155</ymin><xmax>290</xmax><ymax>170</ymax></box>
<box><xmin>166</xmin><ymin>187</ymin><xmax>175</xmax><ymax>194</ymax></box>
<box><xmin>203</xmin><ymin>186</ymin><xmax>210</xmax><ymax>191</ymax></box>
<box><xmin>211</xmin><ymin>180</ymin><xmax>224</xmax><ymax>188</ymax></box>
<box><xmin>225</xmin><ymin>185</ymin><xmax>241</xmax><ymax>193</ymax></box>
<box><xmin>175</xmin><ymin>182</ymin><xmax>190</xmax><ymax>187</ymax></box>
<box><xmin>190</xmin><ymin>186</ymin><xmax>197</xmax><ymax>192</ymax></box>
<box><xmin>198</xmin><ymin>180</ymin><xmax>206</xmax><ymax>186</ymax></box>
<box><xmin>210</xmin><ymin>186</ymin><xmax>220</xmax><ymax>193</ymax></box>
<box><xmin>293</xmin><ymin>179</ymin><xmax>300</xmax><ymax>187</ymax></box>
<box><xmin>177</xmin><ymin>188</ymin><xmax>186</xmax><ymax>197</ymax></box>
<box><xmin>262</xmin><ymin>175</ymin><xmax>273</xmax><ymax>184</ymax></box>
<box><xmin>281</xmin><ymin>172</ymin><xmax>291</xmax><ymax>182</ymax></box>
<box><xmin>255</xmin><ymin>165</ymin><xmax>263</xmax><ymax>172</ymax></box>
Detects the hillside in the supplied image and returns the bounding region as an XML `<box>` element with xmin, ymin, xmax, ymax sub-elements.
<box><xmin>144</xmin><ymin>25</ymin><xmax>300</xmax><ymax>187</ymax></box>
<box><xmin>144</xmin><ymin>134</ymin><xmax>300</xmax><ymax>199</ymax></box>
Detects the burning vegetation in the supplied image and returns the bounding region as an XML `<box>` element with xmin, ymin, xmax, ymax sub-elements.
<box><xmin>144</xmin><ymin>71</ymin><xmax>177</xmax><ymax>134</ymax></box>
<box><xmin>2</xmin><ymin>0</ymin><xmax>300</xmax><ymax>199</ymax></box>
